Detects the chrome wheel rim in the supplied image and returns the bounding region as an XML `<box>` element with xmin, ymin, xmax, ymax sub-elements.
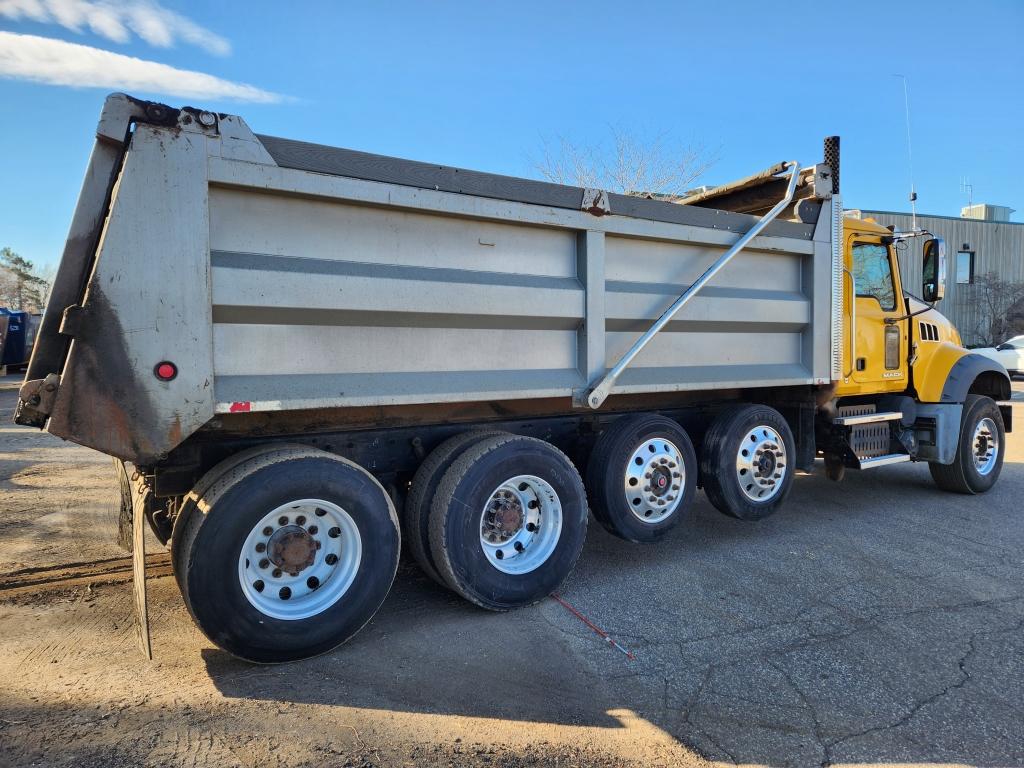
<box><xmin>735</xmin><ymin>425</ymin><xmax>787</xmax><ymax>502</ymax></box>
<box><xmin>479</xmin><ymin>475</ymin><xmax>562</xmax><ymax>575</ymax></box>
<box><xmin>237</xmin><ymin>499</ymin><xmax>361</xmax><ymax>620</ymax></box>
<box><xmin>623</xmin><ymin>437</ymin><xmax>685</xmax><ymax>523</ymax></box>
<box><xmin>972</xmin><ymin>417</ymin><xmax>999</xmax><ymax>476</ymax></box>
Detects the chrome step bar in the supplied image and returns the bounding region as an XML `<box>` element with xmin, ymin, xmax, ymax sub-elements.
<box><xmin>834</xmin><ymin>411</ymin><xmax>903</xmax><ymax>426</ymax></box>
<box><xmin>856</xmin><ymin>453</ymin><xmax>911</xmax><ymax>470</ymax></box>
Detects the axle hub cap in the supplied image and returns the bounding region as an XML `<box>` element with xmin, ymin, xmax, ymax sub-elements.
<box><xmin>268</xmin><ymin>525</ymin><xmax>317</xmax><ymax>576</ymax></box>
<box><xmin>972</xmin><ymin>417</ymin><xmax>999</xmax><ymax>476</ymax></box>
<box><xmin>623</xmin><ymin>438</ymin><xmax>685</xmax><ymax>523</ymax></box>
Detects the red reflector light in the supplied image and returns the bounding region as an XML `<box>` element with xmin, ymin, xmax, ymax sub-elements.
<box><xmin>155</xmin><ymin>362</ymin><xmax>177</xmax><ymax>381</ymax></box>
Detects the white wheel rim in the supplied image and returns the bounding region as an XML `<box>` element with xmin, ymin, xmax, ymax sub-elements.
<box><xmin>735</xmin><ymin>425</ymin><xmax>787</xmax><ymax>502</ymax></box>
<box><xmin>623</xmin><ymin>437</ymin><xmax>686</xmax><ymax>523</ymax></box>
<box><xmin>972</xmin><ymin>417</ymin><xmax>999</xmax><ymax>476</ymax></box>
<box><xmin>479</xmin><ymin>475</ymin><xmax>562</xmax><ymax>575</ymax></box>
<box><xmin>237</xmin><ymin>499</ymin><xmax>361</xmax><ymax>620</ymax></box>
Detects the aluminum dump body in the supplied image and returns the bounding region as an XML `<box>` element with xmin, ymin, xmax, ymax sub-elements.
<box><xmin>18</xmin><ymin>94</ymin><xmax>839</xmax><ymax>465</ymax></box>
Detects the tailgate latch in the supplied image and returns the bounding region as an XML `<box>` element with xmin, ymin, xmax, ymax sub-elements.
<box><xmin>14</xmin><ymin>373</ymin><xmax>61</xmax><ymax>427</ymax></box>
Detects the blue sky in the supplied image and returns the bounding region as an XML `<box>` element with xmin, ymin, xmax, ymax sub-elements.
<box><xmin>1</xmin><ymin>0</ymin><xmax>1021</xmax><ymax>271</ymax></box>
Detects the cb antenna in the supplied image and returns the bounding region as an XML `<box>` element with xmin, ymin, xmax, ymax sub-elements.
<box><xmin>893</xmin><ymin>74</ymin><xmax>917</xmax><ymax>230</ymax></box>
<box><xmin>960</xmin><ymin>177</ymin><xmax>974</xmax><ymax>213</ymax></box>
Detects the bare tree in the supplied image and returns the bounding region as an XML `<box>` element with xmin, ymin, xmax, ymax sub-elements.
<box><xmin>533</xmin><ymin>128</ymin><xmax>715</xmax><ymax>200</ymax></box>
<box><xmin>971</xmin><ymin>272</ymin><xmax>1024</xmax><ymax>347</ymax></box>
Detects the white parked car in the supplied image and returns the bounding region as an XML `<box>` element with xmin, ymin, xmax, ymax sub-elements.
<box><xmin>974</xmin><ymin>335</ymin><xmax>1024</xmax><ymax>378</ymax></box>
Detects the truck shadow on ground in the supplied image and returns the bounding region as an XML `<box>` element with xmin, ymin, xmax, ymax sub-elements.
<box><xmin>203</xmin><ymin>462</ymin><xmax>1024</xmax><ymax>766</ymax></box>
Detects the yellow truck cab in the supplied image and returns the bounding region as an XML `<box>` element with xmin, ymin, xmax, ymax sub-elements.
<box><xmin>823</xmin><ymin>215</ymin><xmax>1012</xmax><ymax>491</ymax></box>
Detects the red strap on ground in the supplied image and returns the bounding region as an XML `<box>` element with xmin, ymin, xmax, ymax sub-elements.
<box><xmin>550</xmin><ymin>592</ymin><xmax>636</xmax><ymax>660</ymax></box>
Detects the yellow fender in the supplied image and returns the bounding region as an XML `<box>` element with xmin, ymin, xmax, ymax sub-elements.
<box><xmin>915</xmin><ymin>346</ymin><xmax>1011</xmax><ymax>404</ymax></box>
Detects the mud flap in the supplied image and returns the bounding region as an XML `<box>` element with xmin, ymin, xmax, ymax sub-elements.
<box><xmin>131</xmin><ymin>483</ymin><xmax>152</xmax><ymax>660</ymax></box>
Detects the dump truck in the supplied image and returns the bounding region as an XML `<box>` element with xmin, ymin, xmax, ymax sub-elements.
<box><xmin>15</xmin><ymin>94</ymin><xmax>1012</xmax><ymax>663</ymax></box>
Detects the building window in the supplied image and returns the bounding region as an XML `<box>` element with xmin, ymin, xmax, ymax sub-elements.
<box><xmin>956</xmin><ymin>251</ymin><xmax>974</xmax><ymax>284</ymax></box>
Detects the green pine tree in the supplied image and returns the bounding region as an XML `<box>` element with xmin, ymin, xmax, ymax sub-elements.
<box><xmin>0</xmin><ymin>247</ymin><xmax>48</xmax><ymax>311</ymax></box>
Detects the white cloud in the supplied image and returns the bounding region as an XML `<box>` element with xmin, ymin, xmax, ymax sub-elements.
<box><xmin>0</xmin><ymin>0</ymin><xmax>230</xmax><ymax>56</ymax></box>
<box><xmin>0</xmin><ymin>31</ymin><xmax>283</xmax><ymax>103</ymax></box>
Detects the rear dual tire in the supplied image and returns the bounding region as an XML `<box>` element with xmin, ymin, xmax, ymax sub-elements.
<box><xmin>428</xmin><ymin>434</ymin><xmax>589</xmax><ymax>610</ymax></box>
<box><xmin>176</xmin><ymin>448</ymin><xmax>400</xmax><ymax>663</ymax></box>
<box><xmin>403</xmin><ymin>430</ymin><xmax>506</xmax><ymax>586</ymax></box>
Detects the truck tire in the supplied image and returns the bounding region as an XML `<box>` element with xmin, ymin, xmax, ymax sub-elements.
<box><xmin>404</xmin><ymin>430</ymin><xmax>507</xmax><ymax>587</ymax></box>
<box><xmin>177</xmin><ymin>447</ymin><xmax>400</xmax><ymax>663</ymax></box>
<box><xmin>700</xmin><ymin>404</ymin><xmax>795</xmax><ymax>521</ymax></box>
<box><xmin>585</xmin><ymin>413</ymin><xmax>697</xmax><ymax>543</ymax></box>
<box><xmin>428</xmin><ymin>434</ymin><xmax>588</xmax><ymax>610</ymax></box>
<box><xmin>171</xmin><ymin>444</ymin><xmax>321</xmax><ymax>598</ymax></box>
<box><xmin>929</xmin><ymin>394</ymin><xmax>1005</xmax><ymax>494</ymax></box>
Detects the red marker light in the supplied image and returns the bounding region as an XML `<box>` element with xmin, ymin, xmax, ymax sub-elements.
<box><xmin>155</xmin><ymin>361</ymin><xmax>177</xmax><ymax>381</ymax></box>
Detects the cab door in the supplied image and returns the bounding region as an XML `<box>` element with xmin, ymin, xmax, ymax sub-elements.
<box><xmin>843</xmin><ymin>234</ymin><xmax>908</xmax><ymax>393</ymax></box>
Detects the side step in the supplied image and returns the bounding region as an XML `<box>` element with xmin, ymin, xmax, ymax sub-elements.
<box><xmin>855</xmin><ymin>453</ymin><xmax>911</xmax><ymax>470</ymax></box>
<box><xmin>834</xmin><ymin>411</ymin><xmax>903</xmax><ymax>426</ymax></box>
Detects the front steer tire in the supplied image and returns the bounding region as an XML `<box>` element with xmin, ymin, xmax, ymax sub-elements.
<box><xmin>929</xmin><ymin>394</ymin><xmax>1005</xmax><ymax>494</ymax></box>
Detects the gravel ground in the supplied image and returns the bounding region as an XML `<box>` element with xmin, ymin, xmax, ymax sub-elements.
<box><xmin>1</xmin><ymin>373</ymin><xmax>1022</xmax><ymax>767</ymax></box>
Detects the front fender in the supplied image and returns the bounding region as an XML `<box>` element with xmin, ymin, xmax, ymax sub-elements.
<box><xmin>918</xmin><ymin>350</ymin><xmax>1011</xmax><ymax>404</ymax></box>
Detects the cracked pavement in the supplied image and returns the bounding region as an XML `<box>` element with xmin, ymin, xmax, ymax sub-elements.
<box><xmin>1</xmin><ymin>376</ymin><xmax>1022</xmax><ymax>767</ymax></box>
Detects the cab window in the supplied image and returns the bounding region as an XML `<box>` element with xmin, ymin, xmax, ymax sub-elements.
<box><xmin>852</xmin><ymin>242</ymin><xmax>895</xmax><ymax>311</ymax></box>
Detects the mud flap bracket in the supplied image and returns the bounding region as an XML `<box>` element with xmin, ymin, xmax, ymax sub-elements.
<box><xmin>132</xmin><ymin>482</ymin><xmax>153</xmax><ymax>660</ymax></box>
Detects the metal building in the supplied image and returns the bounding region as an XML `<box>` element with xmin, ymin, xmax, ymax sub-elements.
<box><xmin>848</xmin><ymin>206</ymin><xmax>1024</xmax><ymax>346</ymax></box>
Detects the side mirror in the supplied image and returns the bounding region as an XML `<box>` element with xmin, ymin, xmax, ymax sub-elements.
<box><xmin>922</xmin><ymin>237</ymin><xmax>946</xmax><ymax>303</ymax></box>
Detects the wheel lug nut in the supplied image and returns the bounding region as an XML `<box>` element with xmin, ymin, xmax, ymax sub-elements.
<box><xmin>514</xmin><ymin>542</ymin><xmax>524</xmax><ymax>552</ymax></box>
<box><xmin>296</xmin><ymin>515</ymin><xmax>306</xmax><ymax>526</ymax></box>
<box><xmin>262</xmin><ymin>526</ymin><xmax>273</xmax><ymax>536</ymax></box>
<box><xmin>272</xmin><ymin>568</ymin><xmax>282</xmax><ymax>578</ymax></box>
<box><xmin>259</xmin><ymin>558</ymin><xmax>270</xmax><ymax>569</ymax></box>
<box><xmin>278</xmin><ymin>516</ymin><xmax>288</xmax><ymax>526</ymax></box>
<box><xmin>255</xmin><ymin>542</ymin><xmax>266</xmax><ymax>553</ymax></box>
<box><xmin>325</xmin><ymin>553</ymin><xmax>338</xmax><ymax>565</ymax></box>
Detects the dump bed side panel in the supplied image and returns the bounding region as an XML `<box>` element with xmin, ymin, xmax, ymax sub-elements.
<box><xmin>206</xmin><ymin>158</ymin><xmax>827</xmax><ymax>415</ymax></box>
